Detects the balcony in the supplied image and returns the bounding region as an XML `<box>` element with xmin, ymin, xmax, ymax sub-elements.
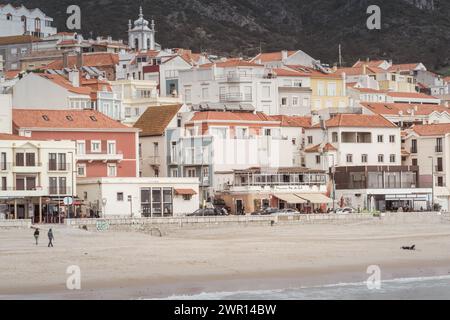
<box><xmin>219</xmin><ymin>93</ymin><xmax>252</xmax><ymax>102</ymax></box>
<box><xmin>0</xmin><ymin>186</ymin><xmax>46</xmax><ymax>197</ymax></box>
<box><xmin>76</xmin><ymin>151</ymin><xmax>124</xmax><ymax>162</ymax></box>
<box><xmin>48</xmin><ymin>163</ymin><xmax>72</xmax><ymax>172</ymax></box>
<box><xmin>48</xmin><ymin>187</ymin><xmax>72</xmax><ymax>196</ymax></box>
<box><xmin>11</xmin><ymin>162</ymin><xmax>43</xmax><ymax>172</ymax></box>
<box><xmin>436</xmin><ymin>165</ymin><xmax>444</xmax><ymax>173</ymax></box>
<box><xmin>143</xmin><ymin>156</ymin><xmax>161</xmax><ymax>166</ymax></box>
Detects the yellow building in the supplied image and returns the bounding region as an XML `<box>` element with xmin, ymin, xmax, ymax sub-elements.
<box><xmin>288</xmin><ymin>65</ymin><xmax>349</xmax><ymax>111</ymax></box>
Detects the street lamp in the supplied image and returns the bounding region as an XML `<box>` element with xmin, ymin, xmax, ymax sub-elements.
<box><xmin>428</xmin><ymin>156</ymin><xmax>434</xmax><ymax>211</ymax></box>
<box><xmin>322</xmin><ymin>152</ymin><xmax>336</xmax><ymax>211</ymax></box>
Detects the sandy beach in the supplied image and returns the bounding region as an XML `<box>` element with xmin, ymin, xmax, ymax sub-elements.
<box><xmin>1</xmin><ymin>219</ymin><xmax>450</xmax><ymax>299</ymax></box>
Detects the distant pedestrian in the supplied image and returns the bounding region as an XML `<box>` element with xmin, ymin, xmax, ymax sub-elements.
<box><xmin>33</xmin><ymin>228</ymin><xmax>40</xmax><ymax>246</ymax></box>
<box><xmin>47</xmin><ymin>228</ymin><xmax>54</xmax><ymax>247</ymax></box>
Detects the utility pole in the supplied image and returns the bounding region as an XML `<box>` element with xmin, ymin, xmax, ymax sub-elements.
<box><xmin>429</xmin><ymin>156</ymin><xmax>435</xmax><ymax>211</ymax></box>
<box><xmin>338</xmin><ymin>44</ymin><xmax>342</xmax><ymax>67</ymax></box>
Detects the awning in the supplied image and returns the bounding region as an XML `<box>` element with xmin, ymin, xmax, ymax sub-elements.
<box><xmin>296</xmin><ymin>193</ymin><xmax>334</xmax><ymax>204</ymax></box>
<box><xmin>274</xmin><ymin>193</ymin><xmax>307</xmax><ymax>204</ymax></box>
<box><xmin>174</xmin><ymin>189</ymin><xmax>197</xmax><ymax>196</ymax></box>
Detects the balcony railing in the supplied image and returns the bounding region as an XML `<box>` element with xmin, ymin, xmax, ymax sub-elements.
<box><xmin>219</xmin><ymin>93</ymin><xmax>252</xmax><ymax>102</ymax></box>
<box><xmin>48</xmin><ymin>187</ymin><xmax>72</xmax><ymax>196</ymax></box>
<box><xmin>48</xmin><ymin>163</ymin><xmax>71</xmax><ymax>171</ymax></box>
<box><xmin>143</xmin><ymin>156</ymin><xmax>161</xmax><ymax>166</ymax></box>
<box><xmin>0</xmin><ymin>186</ymin><xmax>44</xmax><ymax>192</ymax></box>
<box><xmin>13</xmin><ymin>162</ymin><xmax>42</xmax><ymax>167</ymax></box>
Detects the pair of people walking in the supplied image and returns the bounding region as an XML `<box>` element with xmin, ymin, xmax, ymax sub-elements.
<box><xmin>33</xmin><ymin>228</ymin><xmax>54</xmax><ymax>247</ymax></box>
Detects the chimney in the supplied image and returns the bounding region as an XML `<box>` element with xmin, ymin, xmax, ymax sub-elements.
<box><xmin>311</xmin><ymin>113</ymin><xmax>321</xmax><ymax>127</ymax></box>
<box><xmin>76</xmin><ymin>52</ymin><xmax>83</xmax><ymax>69</ymax></box>
<box><xmin>68</xmin><ymin>69</ymin><xmax>80</xmax><ymax>87</ymax></box>
<box><xmin>363</xmin><ymin>64</ymin><xmax>367</xmax><ymax>75</ymax></box>
<box><xmin>281</xmin><ymin>50</ymin><xmax>288</xmax><ymax>61</ymax></box>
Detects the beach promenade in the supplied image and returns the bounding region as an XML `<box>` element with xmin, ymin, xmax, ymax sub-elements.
<box><xmin>1</xmin><ymin>212</ymin><xmax>450</xmax><ymax>299</ymax></box>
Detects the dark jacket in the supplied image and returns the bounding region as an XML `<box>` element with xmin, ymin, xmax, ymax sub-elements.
<box><xmin>48</xmin><ymin>230</ymin><xmax>54</xmax><ymax>240</ymax></box>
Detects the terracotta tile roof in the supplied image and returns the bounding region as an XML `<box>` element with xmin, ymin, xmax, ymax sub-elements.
<box><xmin>0</xmin><ymin>133</ymin><xmax>31</xmax><ymax>141</ymax></box>
<box><xmin>361</xmin><ymin>102</ymin><xmax>449</xmax><ymax>116</ymax></box>
<box><xmin>12</xmin><ymin>109</ymin><xmax>133</xmax><ymax>130</ymax></box>
<box><xmin>287</xmin><ymin>65</ymin><xmax>342</xmax><ymax>79</ymax></box>
<box><xmin>388</xmin><ymin>63</ymin><xmax>422</xmax><ymax>72</ymax></box>
<box><xmin>134</xmin><ymin>104</ymin><xmax>182</xmax><ymax>137</ymax></box>
<box><xmin>46</xmin><ymin>53</ymin><xmax>119</xmax><ymax>69</ymax></box>
<box><xmin>350</xmin><ymin>87</ymin><xmax>387</xmax><ymax>94</ymax></box>
<box><xmin>200</xmin><ymin>60</ymin><xmax>264</xmax><ymax>68</ymax></box>
<box><xmin>304</xmin><ymin>143</ymin><xmax>337</xmax><ymax>153</ymax></box>
<box><xmin>174</xmin><ymin>188</ymin><xmax>197</xmax><ymax>195</ymax></box>
<box><xmin>4</xmin><ymin>70</ymin><xmax>21</xmax><ymax>80</ymax></box>
<box><xmin>411</xmin><ymin>123</ymin><xmax>450</xmax><ymax>136</ymax></box>
<box><xmin>353</xmin><ymin>60</ymin><xmax>387</xmax><ymax>68</ymax></box>
<box><xmin>38</xmin><ymin>73</ymin><xmax>92</xmax><ymax>95</ymax></box>
<box><xmin>335</xmin><ymin>66</ymin><xmax>386</xmax><ymax>76</ymax></box>
<box><xmin>272</xmin><ymin>68</ymin><xmax>308</xmax><ymax>77</ymax></box>
<box><xmin>270</xmin><ymin>115</ymin><xmax>312</xmax><ymax>127</ymax></box>
<box><xmin>387</xmin><ymin>92</ymin><xmax>438</xmax><ymax>99</ymax></box>
<box><xmin>251</xmin><ymin>51</ymin><xmax>296</xmax><ymax>63</ymax></box>
<box><xmin>189</xmin><ymin>111</ymin><xmax>277</xmax><ymax>122</ymax></box>
<box><xmin>58</xmin><ymin>40</ymin><xmax>79</xmax><ymax>46</ymax></box>
<box><xmin>312</xmin><ymin>114</ymin><xmax>396</xmax><ymax>128</ymax></box>
<box><xmin>0</xmin><ymin>35</ymin><xmax>41</xmax><ymax>46</ymax></box>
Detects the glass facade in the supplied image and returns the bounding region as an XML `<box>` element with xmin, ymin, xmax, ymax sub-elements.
<box><xmin>141</xmin><ymin>187</ymin><xmax>173</xmax><ymax>217</ymax></box>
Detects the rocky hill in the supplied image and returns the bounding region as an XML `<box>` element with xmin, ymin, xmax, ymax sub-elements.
<box><xmin>2</xmin><ymin>0</ymin><xmax>450</xmax><ymax>71</ymax></box>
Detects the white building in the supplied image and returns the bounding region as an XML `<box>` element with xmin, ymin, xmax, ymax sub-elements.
<box><xmin>0</xmin><ymin>4</ymin><xmax>57</xmax><ymax>38</ymax></box>
<box><xmin>0</xmin><ymin>135</ymin><xmax>76</xmax><ymax>221</ymax></box>
<box><xmin>303</xmin><ymin>114</ymin><xmax>401</xmax><ymax>170</ymax></box>
<box><xmin>250</xmin><ymin>50</ymin><xmax>317</xmax><ymax>68</ymax></box>
<box><xmin>403</xmin><ymin>123</ymin><xmax>450</xmax><ymax>211</ymax></box>
<box><xmin>179</xmin><ymin>60</ymin><xmax>285</xmax><ymax>115</ymax></box>
<box><xmin>110</xmin><ymin>78</ymin><xmax>181</xmax><ymax>125</ymax></box>
<box><xmin>77</xmin><ymin>177</ymin><xmax>199</xmax><ymax>217</ymax></box>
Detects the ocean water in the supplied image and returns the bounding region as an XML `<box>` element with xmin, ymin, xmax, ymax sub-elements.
<box><xmin>160</xmin><ymin>275</ymin><xmax>450</xmax><ymax>300</ymax></box>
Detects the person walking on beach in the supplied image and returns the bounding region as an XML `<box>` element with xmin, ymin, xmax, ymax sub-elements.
<box><xmin>33</xmin><ymin>228</ymin><xmax>40</xmax><ymax>246</ymax></box>
<box><xmin>47</xmin><ymin>228</ymin><xmax>54</xmax><ymax>247</ymax></box>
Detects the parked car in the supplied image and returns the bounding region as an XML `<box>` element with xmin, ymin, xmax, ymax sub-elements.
<box><xmin>187</xmin><ymin>208</ymin><xmax>225</xmax><ymax>217</ymax></box>
<box><xmin>213</xmin><ymin>199</ymin><xmax>231</xmax><ymax>214</ymax></box>
<box><xmin>334</xmin><ymin>207</ymin><xmax>354</xmax><ymax>214</ymax></box>
<box><xmin>274</xmin><ymin>208</ymin><xmax>300</xmax><ymax>215</ymax></box>
<box><xmin>251</xmin><ymin>207</ymin><xmax>278</xmax><ymax>215</ymax></box>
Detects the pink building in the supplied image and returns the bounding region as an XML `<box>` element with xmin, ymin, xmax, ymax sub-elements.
<box><xmin>12</xmin><ymin>109</ymin><xmax>139</xmax><ymax>179</ymax></box>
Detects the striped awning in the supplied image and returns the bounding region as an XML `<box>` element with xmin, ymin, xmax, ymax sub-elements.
<box><xmin>274</xmin><ymin>193</ymin><xmax>307</xmax><ymax>204</ymax></box>
<box><xmin>296</xmin><ymin>193</ymin><xmax>334</xmax><ymax>204</ymax></box>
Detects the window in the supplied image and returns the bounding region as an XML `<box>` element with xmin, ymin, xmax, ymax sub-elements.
<box><xmin>201</xmin><ymin>87</ymin><xmax>209</xmax><ymax>100</ymax></box>
<box><xmin>346</xmin><ymin>154</ymin><xmax>353</xmax><ymax>163</ymax></box>
<box><xmin>389</xmin><ymin>135</ymin><xmax>395</xmax><ymax>143</ymax></box>
<box><xmin>91</xmin><ymin>140</ymin><xmax>101</xmax><ymax>153</ymax></box>
<box><xmin>437</xmin><ymin>157</ymin><xmax>443</xmax><ymax>172</ymax></box>
<box><xmin>327</xmin><ymin>83</ymin><xmax>337</xmax><ymax>96</ymax></box>
<box><xmin>15</xmin><ymin>153</ymin><xmax>24</xmax><ymax>166</ymax></box>
<box><xmin>171</xmin><ymin>168</ymin><xmax>178</xmax><ymax>177</ymax></box>
<box><xmin>281</xmin><ymin>97</ymin><xmax>287</xmax><ymax>106</ymax></box>
<box><xmin>11</xmin><ymin>48</ymin><xmax>17</xmax><ymax>55</ymax></box>
<box><xmin>377</xmin><ymin>135</ymin><xmax>384</xmax><ymax>143</ymax></box>
<box><xmin>411</xmin><ymin>139</ymin><xmax>417</xmax><ymax>153</ymax></box>
<box><xmin>117</xmin><ymin>192</ymin><xmax>124</xmax><ymax>201</ymax></box>
<box><xmin>185</xmin><ymin>88</ymin><xmax>191</xmax><ymax>103</ymax></box>
<box><xmin>107</xmin><ymin>141</ymin><xmax>116</xmax><ymax>155</ymax></box>
<box><xmin>378</xmin><ymin>154</ymin><xmax>384</xmax><ymax>163</ymax></box>
<box><xmin>317</xmin><ymin>81</ymin><xmax>325</xmax><ymax>96</ymax></box>
<box><xmin>49</xmin><ymin>177</ymin><xmax>57</xmax><ymax>194</ymax></box>
<box><xmin>77</xmin><ymin>141</ymin><xmax>86</xmax><ymax>155</ymax></box>
<box><xmin>48</xmin><ymin>153</ymin><xmax>57</xmax><ymax>171</ymax></box>
<box><xmin>390</xmin><ymin>154</ymin><xmax>396</xmax><ymax>163</ymax></box>
<box><xmin>77</xmin><ymin>164</ymin><xmax>86</xmax><ymax>177</ymax></box>
<box><xmin>307</xmin><ymin>136</ymin><xmax>313</xmax><ymax>145</ymax></box>
<box><xmin>436</xmin><ymin>138</ymin><xmax>443</xmax><ymax>152</ymax></box>
<box><xmin>316</xmin><ymin>155</ymin><xmax>321</xmax><ymax>164</ymax></box>
<box><xmin>412</xmin><ymin>158</ymin><xmax>418</xmax><ymax>166</ymax></box>
<box><xmin>1</xmin><ymin>177</ymin><xmax>6</xmax><ymax>191</ymax></box>
<box><xmin>107</xmin><ymin>164</ymin><xmax>117</xmax><ymax>177</ymax></box>
<box><xmin>262</xmin><ymin>86</ymin><xmax>271</xmax><ymax>99</ymax></box>
<box><xmin>57</xmin><ymin>153</ymin><xmax>66</xmax><ymax>170</ymax></box>
<box><xmin>361</xmin><ymin>154</ymin><xmax>368</xmax><ymax>163</ymax></box>
<box><xmin>437</xmin><ymin>176</ymin><xmax>444</xmax><ymax>187</ymax></box>
<box><xmin>59</xmin><ymin>177</ymin><xmax>67</xmax><ymax>194</ymax></box>
<box><xmin>210</xmin><ymin>127</ymin><xmax>228</xmax><ymax>139</ymax></box>
<box><xmin>292</xmin><ymin>97</ymin><xmax>299</xmax><ymax>106</ymax></box>
<box><xmin>187</xmin><ymin>168</ymin><xmax>196</xmax><ymax>177</ymax></box>
<box><xmin>6</xmin><ymin>13</ymin><xmax>12</xmax><ymax>21</ymax></box>
<box><xmin>332</xmin><ymin>132</ymin><xmax>338</xmax><ymax>143</ymax></box>
<box><xmin>153</xmin><ymin>142</ymin><xmax>159</xmax><ymax>156</ymax></box>
<box><xmin>236</xmin><ymin>127</ymin><xmax>249</xmax><ymax>139</ymax></box>
<box><xmin>0</xmin><ymin>153</ymin><xmax>6</xmax><ymax>170</ymax></box>
<box><xmin>303</xmin><ymin>98</ymin><xmax>309</xmax><ymax>107</ymax></box>
<box><xmin>25</xmin><ymin>153</ymin><xmax>35</xmax><ymax>166</ymax></box>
